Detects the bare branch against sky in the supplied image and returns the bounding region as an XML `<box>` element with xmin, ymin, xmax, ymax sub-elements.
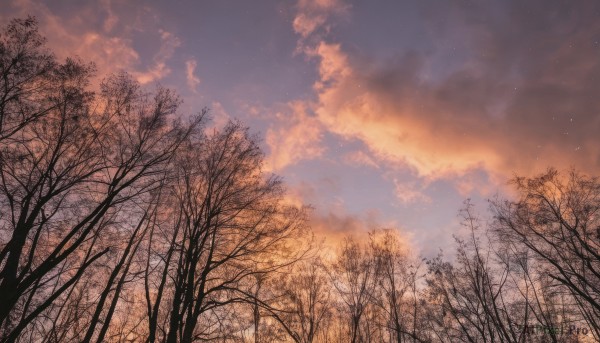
<box><xmin>1</xmin><ymin>1</ymin><xmax>600</xmax><ymax>341</ymax></box>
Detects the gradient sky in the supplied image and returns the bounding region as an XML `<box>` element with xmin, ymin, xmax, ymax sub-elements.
<box><xmin>3</xmin><ymin>0</ymin><xmax>600</xmax><ymax>256</ymax></box>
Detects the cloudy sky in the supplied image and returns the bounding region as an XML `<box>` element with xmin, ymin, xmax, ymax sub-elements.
<box><xmin>3</xmin><ymin>0</ymin><xmax>600</xmax><ymax>256</ymax></box>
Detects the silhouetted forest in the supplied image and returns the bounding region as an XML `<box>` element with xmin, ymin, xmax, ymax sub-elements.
<box><xmin>1</xmin><ymin>17</ymin><xmax>599</xmax><ymax>343</ymax></box>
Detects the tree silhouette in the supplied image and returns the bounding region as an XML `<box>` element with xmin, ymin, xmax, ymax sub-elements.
<box><xmin>2</xmin><ymin>15</ymin><xmax>600</xmax><ymax>343</ymax></box>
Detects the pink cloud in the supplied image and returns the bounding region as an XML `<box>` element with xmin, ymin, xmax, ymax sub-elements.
<box><xmin>185</xmin><ymin>59</ymin><xmax>201</xmax><ymax>93</ymax></box>
<box><xmin>286</xmin><ymin>0</ymin><xmax>600</xmax><ymax>189</ymax></box>
<box><xmin>343</xmin><ymin>151</ymin><xmax>379</xmax><ymax>169</ymax></box>
<box><xmin>133</xmin><ymin>29</ymin><xmax>180</xmax><ymax>85</ymax></box>
<box><xmin>265</xmin><ymin>101</ymin><xmax>324</xmax><ymax>171</ymax></box>
<box><xmin>392</xmin><ymin>180</ymin><xmax>431</xmax><ymax>205</ymax></box>
<box><xmin>5</xmin><ymin>0</ymin><xmax>180</xmax><ymax>85</ymax></box>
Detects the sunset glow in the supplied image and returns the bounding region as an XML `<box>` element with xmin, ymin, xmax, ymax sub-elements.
<box><xmin>2</xmin><ymin>0</ymin><xmax>598</xmax><ymax>257</ymax></box>
<box><xmin>3</xmin><ymin>1</ymin><xmax>600</xmax><ymax>341</ymax></box>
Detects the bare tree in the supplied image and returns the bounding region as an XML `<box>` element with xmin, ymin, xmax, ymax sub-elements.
<box><xmin>369</xmin><ymin>229</ymin><xmax>427</xmax><ymax>343</ymax></box>
<box><xmin>0</xmin><ymin>17</ymin><xmax>204</xmax><ymax>340</ymax></box>
<box><xmin>330</xmin><ymin>237</ymin><xmax>379</xmax><ymax>343</ymax></box>
<box><xmin>10</xmin><ymin>15</ymin><xmax>600</xmax><ymax>343</ymax></box>
<box><xmin>142</xmin><ymin>121</ymin><xmax>307</xmax><ymax>343</ymax></box>
<box><xmin>426</xmin><ymin>202</ymin><xmax>521</xmax><ymax>343</ymax></box>
<box><xmin>426</xmin><ymin>200</ymin><xmax>584</xmax><ymax>343</ymax></box>
<box><xmin>492</xmin><ymin>169</ymin><xmax>600</xmax><ymax>340</ymax></box>
<box><xmin>0</xmin><ymin>17</ymin><xmax>57</xmax><ymax>142</ymax></box>
<box><xmin>269</xmin><ymin>257</ymin><xmax>333</xmax><ymax>343</ymax></box>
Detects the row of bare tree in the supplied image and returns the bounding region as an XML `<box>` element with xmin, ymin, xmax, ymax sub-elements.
<box><xmin>0</xmin><ymin>17</ymin><xmax>308</xmax><ymax>343</ymax></box>
<box><xmin>1</xmin><ymin>17</ymin><xmax>599</xmax><ymax>342</ymax></box>
<box><xmin>216</xmin><ymin>171</ymin><xmax>600</xmax><ymax>343</ymax></box>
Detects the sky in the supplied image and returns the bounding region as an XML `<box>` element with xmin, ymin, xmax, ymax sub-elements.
<box><xmin>2</xmin><ymin>0</ymin><xmax>600</xmax><ymax>257</ymax></box>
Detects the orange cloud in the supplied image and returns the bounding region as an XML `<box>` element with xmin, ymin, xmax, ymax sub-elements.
<box><xmin>5</xmin><ymin>0</ymin><xmax>180</xmax><ymax>85</ymax></box>
<box><xmin>265</xmin><ymin>101</ymin><xmax>324</xmax><ymax>171</ymax></box>
<box><xmin>308</xmin><ymin>208</ymin><xmax>414</xmax><ymax>252</ymax></box>
<box><xmin>311</xmin><ymin>41</ymin><xmax>503</xmax><ymax>179</ymax></box>
<box><xmin>343</xmin><ymin>151</ymin><xmax>379</xmax><ymax>169</ymax></box>
<box><xmin>133</xmin><ymin>29</ymin><xmax>180</xmax><ymax>85</ymax></box>
<box><xmin>293</xmin><ymin>0</ymin><xmax>350</xmax><ymax>54</ymax></box>
<box><xmin>293</xmin><ymin>0</ymin><xmax>348</xmax><ymax>36</ymax></box>
<box><xmin>283</xmin><ymin>0</ymin><xmax>600</xmax><ymax>189</ymax></box>
<box><xmin>207</xmin><ymin>101</ymin><xmax>230</xmax><ymax>132</ymax></box>
<box><xmin>293</xmin><ymin>13</ymin><xmax>327</xmax><ymax>39</ymax></box>
<box><xmin>392</xmin><ymin>179</ymin><xmax>430</xmax><ymax>205</ymax></box>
